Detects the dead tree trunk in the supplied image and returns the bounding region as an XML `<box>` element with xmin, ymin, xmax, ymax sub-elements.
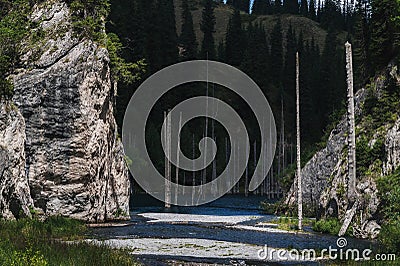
<box><xmin>296</xmin><ymin>52</ymin><xmax>303</xmax><ymax>230</ymax></box>
<box><xmin>175</xmin><ymin>112</ymin><xmax>182</xmax><ymax>204</ymax></box>
<box><xmin>192</xmin><ymin>134</ymin><xmax>196</xmax><ymax>205</ymax></box>
<box><xmin>345</xmin><ymin>41</ymin><xmax>357</xmax><ymax>201</ymax></box>
<box><xmin>339</xmin><ymin>42</ymin><xmax>358</xmax><ymax>237</ymax></box>
<box><xmin>164</xmin><ymin>111</ymin><xmax>171</xmax><ymax>208</ymax></box>
<box><xmin>245</xmin><ymin>138</ymin><xmax>249</xmax><ymax>197</ymax></box>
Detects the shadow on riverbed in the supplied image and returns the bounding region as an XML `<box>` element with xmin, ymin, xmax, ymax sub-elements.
<box><xmin>94</xmin><ymin>195</ymin><xmax>375</xmax><ymax>252</ymax></box>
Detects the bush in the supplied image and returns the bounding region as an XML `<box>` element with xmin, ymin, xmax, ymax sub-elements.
<box><xmin>379</xmin><ymin>219</ymin><xmax>400</xmax><ymax>255</ymax></box>
<box><xmin>377</xmin><ymin>168</ymin><xmax>400</xmax><ymax>255</ymax></box>
<box><xmin>313</xmin><ymin>218</ymin><xmax>342</xmax><ymax>235</ymax></box>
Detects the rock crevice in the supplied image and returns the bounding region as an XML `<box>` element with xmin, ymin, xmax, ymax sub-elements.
<box><xmin>0</xmin><ymin>1</ymin><xmax>129</xmax><ymax>221</ymax></box>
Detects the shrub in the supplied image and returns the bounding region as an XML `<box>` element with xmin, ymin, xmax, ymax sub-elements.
<box><xmin>377</xmin><ymin>168</ymin><xmax>400</xmax><ymax>255</ymax></box>
<box><xmin>313</xmin><ymin>218</ymin><xmax>342</xmax><ymax>235</ymax></box>
<box><xmin>379</xmin><ymin>219</ymin><xmax>400</xmax><ymax>255</ymax></box>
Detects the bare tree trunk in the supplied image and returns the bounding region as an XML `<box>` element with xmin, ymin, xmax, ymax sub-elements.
<box><xmin>233</xmin><ymin>141</ymin><xmax>236</xmax><ymax>194</ymax></box>
<box><xmin>245</xmin><ymin>138</ymin><xmax>249</xmax><ymax>197</ymax></box>
<box><xmin>165</xmin><ymin>111</ymin><xmax>171</xmax><ymax>208</ymax></box>
<box><xmin>280</xmin><ymin>96</ymin><xmax>285</xmax><ymax>198</ymax></box>
<box><xmin>175</xmin><ymin>112</ymin><xmax>182</xmax><ymax>204</ymax></box>
<box><xmin>192</xmin><ymin>134</ymin><xmax>195</xmax><ymax>205</ymax></box>
<box><xmin>211</xmin><ymin>86</ymin><xmax>217</xmax><ymax>196</ymax></box>
<box><xmin>202</xmin><ymin>86</ymin><xmax>209</xmax><ymax>199</ymax></box>
<box><xmin>225</xmin><ymin>137</ymin><xmax>231</xmax><ymax>194</ymax></box>
<box><xmin>345</xmin><ymin>41</ymin><xmax>357</xmax><ymax>201</ymax></box>
<box><xmin>296</xmin><ymin>52</ymin><xmax>303</xmax><ymax>230</ymax></box>
<box><xmin>237</xmin><ymin>143</ymin><xmax>240</xmax><ymax>194</ymax></box>
<box><xmin>339</xmin><ymin>42</ymin><xmax>358</xmax><ymax>237</ymax></box>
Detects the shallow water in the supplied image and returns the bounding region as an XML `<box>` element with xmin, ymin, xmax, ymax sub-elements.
<box><xmin>91</xmin><ymin>195</ymin><xmax>375</xmax><ymax>265</ymax></box>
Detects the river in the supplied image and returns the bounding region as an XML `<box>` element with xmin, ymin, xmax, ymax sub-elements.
<box><xmin>90</xmin><ymin>195</ymin><xmax>374</xmax><ymax>265</ymax></box>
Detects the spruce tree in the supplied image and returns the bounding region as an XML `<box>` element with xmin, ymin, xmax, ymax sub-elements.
<box><xmin>283</xmin><ymin>23</ymin><xmax>297</xmax><ymax>137</ymax></box>
<box><xmin>241</xmin><ymin>0</ymin><xmax>251</xmax><ymax>13</ymax></box>
<box><xmin>225</xmin><ymin>9</ymin><xmax>245</xmax><ymax>66</ymax></box>
<box><xmin>353</xmin><ymin>0</ymin><xmax>371</xmax><ymax>87</ymax></box>
<box><xmin>300</xmin><ymin>0</ymin><xmax>308</xmax><ymax>17</ymax></box>
<box><xmin>179</xmin><ymin>0</ymin><xmax>197</xmax><ymax>61</ymax></box>
<box><xmin>227</xmin><ymin>0</ymin><xmax>250</xmax><ymax>13</ymax></box>
<box><xmin>217</xmin><ymin>40</ymin><xmax>225</xmax><ymax>61</ymax></box>
<box><xmin>252</xmin><ymin>0</ymin><xmax>267</xmax><ymax>15</ymax></box>
<box><xmin>270</xmin><ymin>18</ymin><xmax>283</xmax><ymax>86</ymax></box>
<box><xmin>157</xmin><ymin>0</ymin><xmax>178</xmax><ymax>68</ymax></box>
<box><xmin>200</xmin><ymin>0</ymin><xmax>216</xmax><ymax>59</ymax></box>
<box><xmin>309</xmin><ymin>0</ymin><xmax>316</xmax><ymax>20</ymax></box>
<box><xmin>283</xmin><ymin>0</ymin><xmax>299</xmax><ymax>14</ymax></box>
<box><xmin>370</xmin><ymin>0</ymin><xmax>400</xmax><ymax>69</ymax></box>
<box><xmin>283</xmin><ymin>23</ymin><xmax>296</xmax><ymax>112</ymax></box>
<box><xmin>257</xmin><ymin>0</ymin><xmax>274</xmax><ymax>15</ymax></box>
<box><xmin>274</xmin><ymin>0</ymin><xmax>282</xmax><ymax>14</ymax></box>
<box><xmin>241</xmin><ymin>23</ymin><xmax>269</xmax><ymax>86</ymax></box>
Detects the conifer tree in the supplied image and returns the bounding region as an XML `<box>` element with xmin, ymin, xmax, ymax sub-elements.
<box><xmin>179</xmin><ymin>0</ymin><xmax>197</xmax><ymax>61</ymax></box>
<box><xmin>217</xmin><ymin>40</ymin><xmax>225</xmax><ymax>61</ymax></box>
<box><xmin>157</xmin><ymin>0</ymin><xmax>178</xmax><ymax>68</ymax></box>
<box><xmin>274</xmin><ymin>0</ymin><xmax>282</xmax><ymax>13</ymax></box>
<box><xmin>270</xmin><ymin>18</ymin><xmax>283</xmax><ymax>86</ymax></box>
<box><xmin>353</xmin><ymin>0</ymin><xmax>371</xmax><ymax>87</ymax></box>
<box><xmin>241</xmin><ymin>0</ymin><xmax>251</xmax><ymax>13</ymax></box>
<box><xmin>241</xmin><ymin>23</ymin><xmax>269</xmax><ymax>85</ymax></box>
<box><xmin>253</xmin><ymin>0</ymin><xmax>273</xmax><ymax>15</ymax></box>
<box><xmin>200</xmin><ymin>0</ymin><xmax>216</xmax><ymax>59</ymax></box>
<box><xmin>283</xmin><ymin>0</ymin><xmax>299</xmax><ymax>14</ymax></box>
<box><xmin>283</xmin><ymin>23</ymin><xmax>296</xmax><ymax>126</ymax></box>
<box><xmin>300</xmin><ymin>0</ymin><xmax>308</xmax><ymax>17</ymax></box>
<box><xmin>282</xmin><ymin>23</ymin><xmax>297</xmax><ymax>137</ymax></box>
<box><xmin>370</xmin><ymin>0</ymin><xmax>400</xmax><ymax>69</ymax></box>
<box><xmin>309</xmin><ymin>0</ymin><xmax>316</xmax><ymax>20</ymax></box>
<box><xmin>227</xmin><ymin>0</ymin><xmax>250</xmax><ymax>13</ymax></box>
<box><xmin>252</xmin><ymin>0</ymin><xmax>267</xmax><ymax>15</ymax></box>
<box><xmin>225</xmin><ymin>9</ymin><xmax>245</xmax><ymax>66</ymax></box>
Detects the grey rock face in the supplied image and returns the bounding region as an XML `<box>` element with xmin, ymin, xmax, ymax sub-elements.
<box><xmin>0</xmin><ymin>103</ymin><xmax>33</xmax><ymax>220</ymax></box>
<box><xmin>285</xmin><ymin>65</ymin><xmax>400</xmax><ymax>239</ymax></box>
<box><xmin>0</xmin><ymin>1</ymin><xmax>130</xmax><ymax>222</ymax></box>
<box><xmin>384</xmin><ymin>118</ymin><xmax>400</xmax><ymax>175</ymax></box>
<box><xmin>285</xmin><ymin>88</ymin><xmax>367</xmax><ymax>210</ymax></box>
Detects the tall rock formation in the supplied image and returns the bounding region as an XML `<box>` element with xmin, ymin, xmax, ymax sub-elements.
<box><xmin>0</xmin><ymin>103</ymin><xmax>33</xmax><ymax>220</ymax></box>
<box><xmin>0</xmin><ymin>1</ymin><xmax>130</xmax><ymax>222</ymax></box>
<box><xmin>285</xmin><ymin>63</ymin><xmax>400</xmax><ymax>239</ymax></box>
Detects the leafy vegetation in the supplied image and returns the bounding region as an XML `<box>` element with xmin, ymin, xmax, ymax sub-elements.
<box><xmin>0</xmin><ymin>216</ymin><xmax>139</xmax><ymax>265</ymax></box>
<box><xmin>0</xmin><ymin>0</ymin><xmax>144</xmax><ymax>100</ymax></box>
<box><xmin>0</xmin><ymin>0</ymin><xmax>40</xmax><ymax>99</ymax></box>
<box><xmin>312</xmin><ymin>218</ymin><xmax>344</xmax><ymax>236</ymax></box>
<box><xmin>377</xmin><ymin>167</ymin><xmax>400</xmax><ymax>255</ymax></box>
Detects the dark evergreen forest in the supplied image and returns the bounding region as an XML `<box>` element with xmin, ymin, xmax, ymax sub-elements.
<box><xmin>1</xmin><ymin>0</ymin><xmax>397</xmax><ymax>194</ymax></box>
<box><xmin>105</xmin><ymin>0</ymin><xmax>399</xmax><ymax>194</ymax></box>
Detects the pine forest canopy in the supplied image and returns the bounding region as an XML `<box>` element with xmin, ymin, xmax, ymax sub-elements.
<box><xmin>1</xmin><ymin>0</ymin><xmax>399</xmax><ymax>195</ymax></box>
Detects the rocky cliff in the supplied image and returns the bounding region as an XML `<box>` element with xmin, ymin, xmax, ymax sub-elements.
<box><xmin>0</xmin><ymin>103</ymin><xmax>33</xmax><ymax>220</ymax></box>
<box><xmin>285</xmin><ymin>63</ymin><xmax>400</xmax><ymax>238</ymax></box>
<box><xmin>0</xmin><ymin>1</ymin><xmax>130</xmax><ymax>221</ymax></box>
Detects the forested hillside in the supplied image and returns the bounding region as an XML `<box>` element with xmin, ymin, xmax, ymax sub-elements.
<box><xmin>106</xmin><ymin>0</ymin><xmax>400</xmax><ymax>194</ymax></box>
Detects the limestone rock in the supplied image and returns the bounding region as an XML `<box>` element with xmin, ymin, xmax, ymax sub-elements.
<box><xmin>284</xmin><ymin>64</ymin><xmax>400</xmax><ymax>238</ymax></box>
<box><xmin>285</xmin><ymin>88</ymin><xmax>367</xmax><ymax>210</ymax></box>
<box><xmin>0</xmin><ymin>103</ymin><xmax>33</xmax><ymax>219</ymax></box>
<box><xmin>0</xmin><ymin>1</ymin><xmax>130</xmax><ymax>222</ymax></box>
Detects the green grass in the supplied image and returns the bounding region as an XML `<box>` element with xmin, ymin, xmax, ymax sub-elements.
<box><xmin>270</xmin><ymin>216</ymin><xmax>314</xmax><ymax>231</ymax></box>
<box><xmin>0</xmin><ymin>216</ymin><xmax>139</xmax><ymax>266</ymax></box>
